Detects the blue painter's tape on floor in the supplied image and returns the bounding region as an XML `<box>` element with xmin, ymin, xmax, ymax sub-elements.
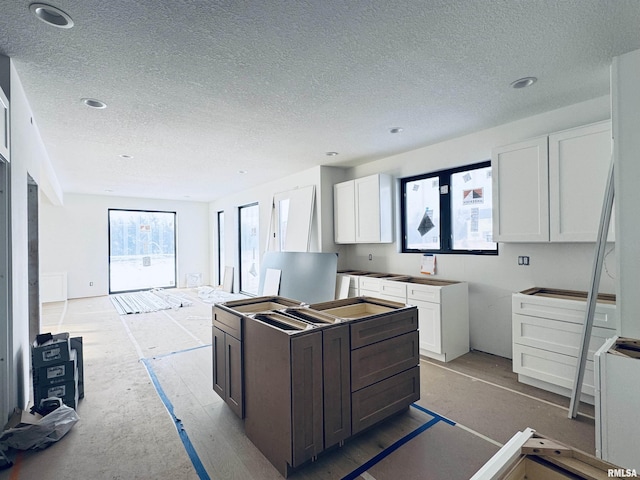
<box><xmin>141</xmin><ymin>358</ymin><xmax>211</xmax><ymax>480</ymax></box>
<box><xmin>341</xmin><ymin>416</ymin><xmax>442</xmax><ymax>480</ymax></box>
<box><xmin>152</xmin><ymin>343</ymin><xmax>212</xmax><ymax>359</ymax></box>
<box><xmin>411</xmin><ymin>403</ymin><xmax>456</xmax><ymax>426</ymax></box>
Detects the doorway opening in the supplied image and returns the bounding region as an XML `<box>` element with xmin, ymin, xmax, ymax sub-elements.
<box><xmin>108</xmin><ymin>209</ymin><xmax>177</xmax><ymax>294</ymax></box>
<box><xmin>1</xmin><ymin>156</ymin><xmax>10</xmax><ymax>422</ymax></box>
<box><xmin>28</xmin><ymin>175</ymin><xmax>39</xmax><ymax>343</ymax></box>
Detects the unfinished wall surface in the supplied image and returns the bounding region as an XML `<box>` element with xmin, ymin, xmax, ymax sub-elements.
<box><xmin>6</xmin><ymin>59</ymin><xmax>64</xmax><ymax>414</ymax></box>
<box><xmin>39</xmin><ymin>194</ymin><xmax>210</xmax><ymax>298</ymax></box>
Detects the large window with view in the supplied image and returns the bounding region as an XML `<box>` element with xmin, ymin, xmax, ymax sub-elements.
<box><xmin>401</xmin><ymin>161</ymin><xmax>497</xmax><ymax>254</ymax></box>
<box><xmin>108</xmin><ymin>209</ymin><xmax>177</xmax><ymax>293</ymax></box>
<box><xmin>238</xmin><ymin>203</ymin><xmax>260</xmax><ymax>295</ymax></box>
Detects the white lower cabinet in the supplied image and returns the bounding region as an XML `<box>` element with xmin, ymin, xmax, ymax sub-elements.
<box><xmin>595</xmin><ymin>336</ymin><xmax>640</xmax><ymax>470</ymax></box>
<box><xmin>335</xmin><ymin>273</ymin><xmax>469</xmax><ymax>362</ymax></box>
<box><xmin>380</xmin><ymin>277</ymin><xmax>469</xmax><ymax>362</ymax></box>
<box><xmin>512</xmin><ymin>288</ymin><xmax>617</xmax><ymax>404</ymax></box>
<box><xmin>414</xmin><ymin>300</ymin><xmax>442</xmax><ymax>355</ymax></box>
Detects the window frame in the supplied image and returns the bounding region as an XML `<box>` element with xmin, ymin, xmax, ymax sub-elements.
<box><xmin>217</xmin><ymin>210</ymin><xmax>225</xmax><ymax>285</ymax></box>
<box><xmin>400</xmin><ymin>160</ymin><xmax>498</xmax><ymax>255</ymax></box>
<box><xmin>238</xmin><ymin>202</ymin><xmax>260</xmax><ymax>295</ymax></box>
<box><xmin>107</xmin><ymin>208</ymin><xmax>178</xmax><ymax>294</ymax></box>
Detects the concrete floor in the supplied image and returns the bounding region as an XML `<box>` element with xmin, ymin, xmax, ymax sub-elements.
<box><xmin>1</xmin><ymin>289</ymin><xmax>597</xmax><ymax>479</ymax></box>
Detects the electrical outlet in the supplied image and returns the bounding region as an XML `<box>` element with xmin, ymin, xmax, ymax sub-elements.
<box><xmin>517</xmin><ymin>256</ymin><xmax>530</xmax><ymax>266</ymax></box>
<box><xmin>368</xmin><ymin>253</ymin><xmax>373</xmax><ymax>261</ymax></box>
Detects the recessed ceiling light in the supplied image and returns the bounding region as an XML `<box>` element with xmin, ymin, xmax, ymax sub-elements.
<box><xmin>389</xmin><ymin>127</ymin><xmax>404</xmax><ymax>134</ymax></box>
<box><xmin>118</xmin><ymin>154</ymin><xmax>133</xmax><ymax>159</ymax></box>
<box><xmin>326</xmin><ymin>152</ymin><xmax>339</xmax><ymax>156</ymax></box>
<box><xmin>238</xmin><ymin>170</ymin><xmax>247</xmax><ymax>174</ymax></box>
<box><xmin>510</xmin><ymin>77</ymin><xmax>537</xmax><ymax>89</ymax></box>
<box><xmin>82</xmin><ymin>98</ymin><xmax>107</xmax><ymax>109</ymax></box>
<box><xmin>104</xmin><ymin>189</ymin><xmax>113</xmax><ymax>193</ymax></box>
<box><xmin>29</xmin><ymin>3</ymin><xmax>74</xmax><ymax>28</ymax></box>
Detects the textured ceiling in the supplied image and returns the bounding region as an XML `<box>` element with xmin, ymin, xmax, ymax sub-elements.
<box><xmin>1</xmin><ymin>0</ymin><xmax>640</xmax><ymax>202</ymax></box>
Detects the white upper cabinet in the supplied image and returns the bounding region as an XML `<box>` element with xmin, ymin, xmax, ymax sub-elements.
<box><xmin>548</xmin><ymin>121</ymin><xmax>613</xmax><ymax>242</ymax></box>
<box><xmin>492</xmin><ymin>121</ymin><xmax>613</xmax><ymax>243</ymax></box>
<box><xmin>492</xmin><ymin>136</ymin><xmax>549</xmax><ymax>242</ymax></box>
<box><xmin>0</xmin><ymin>85</ymin><xmax>8</xmax><ymax>160</ymax></box>
<box><xmin>334</xmin><ymin>174</ymin><xmax>393</xmax><ymax>244</ymax></box>
<box><xmin>354</xmin><ymin>174</ymin><xmax>393</xmax><ymax>243</ymax></box>
<box><xmin>334</xmin><ymin>180</ymin><xmax>356</xmax><ymax>243</ymax></box>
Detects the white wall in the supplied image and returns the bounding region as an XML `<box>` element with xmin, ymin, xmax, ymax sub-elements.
<box><xmin>7</xmin><ymin>59</ymin><xmax>64</xmax><ymax>413</ymax></box>
<box><xmin>613</xmin><ymin>48</ymin><xmax>640</xmax><ymax>338</ymax></box>
<box><xmin>209</xmin><ymin>165</ymin><xmax>340</xmax><ymax>292</ymax></box>
<box><xmin>345</xmin><ymin>95</ymin><xmax>614</xmax><ymax>357</ymax></box>
<box><xmin>39</xmin><ymin>194</ymin><xmax>210</xmax><ymax>298</ymax></box>
<box><xmin>208</xmin><ymin>95</ymin><xmax>615</xmax><ymax>358</ymax></box>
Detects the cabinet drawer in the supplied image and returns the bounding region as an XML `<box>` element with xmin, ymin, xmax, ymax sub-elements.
<box><xmin>350</xmin><ymin>308</ymin><xmax>418</xmax><ymax>349</ymax></box>
<box><xmin>380</xmin><ymin>280</ymin><xmax>408</xmax><ymax>301</ymax></box>
<box><xmin>377</xmin><ymin>292</ymin><xmax>407</xmax><ymax>304</ymax></box>
<box><xmin>513</xmin><ymin>314</ymin><xmax>614</xmax><ymax>359</ymax></box>
<box><xmin>352</xmin><ymin>366</ymin><xmax>420</xmax><ymax>434</ymax></box>
<box><xmin>213</xmin><ymin>306</ymin><xmax>242</xmax><ymax>339</ymax></box>
<box><xmin>513</xmin><ymin>343</ymin><xmax>596</xmax><ymax>396</ymax></box>
<box><xmin>351</xmin><ymin>331</ymin><xmax>419</xmax><ymax>391</ymax></box>
<box><xmin>407</xmin><ymin>283</ymin><xmax>441</xmax><ymax>304</ymax></box>
<box><xmin>359</xmin><ymin>276</ymin><xmax>383</xmax><ymax>292</ymax></box>
<box><xmin>512</xmin><ymin>293</ymin><xmax>617</xmax><ymax>330</ymax></box>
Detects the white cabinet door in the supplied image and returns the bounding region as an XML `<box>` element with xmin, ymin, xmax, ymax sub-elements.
<box><xmin>549</xmin><ymin>121</ymin><xmax>613</xmax><ymax>242</ymax></box>
<box><xmin>355</xmin><ymin>174</ymin><xmax>392</xmax><ymax>243</ymax></box>
<box><xmin>355</xmin><ymin>175</ymin><xmax>380</xmax><ymax>243</ymax></box>
<box><xmin>415</xmin><ymin>300</ymin><xmax>442</xmax><ymax>354</ymax></box>
<box><xmin>492</xmin><ymin>136</ymin><xmax>549</xmax><ymax>242</ymax></box>
<box><xmin>0</xmin><ymin>85</ymin><xmax>8</xmax><ymax>160</ymax></box>
<box><xmin>334</xmin><ymin>174</ymin><xmax>393</xmax><ymax>244</ymax></box>
<box><xmin>334</xmin><ymin>180</ymin><xmax>355</xmax><ymax>243</ymax></box>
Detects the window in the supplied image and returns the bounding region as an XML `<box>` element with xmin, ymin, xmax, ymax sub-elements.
<box><xmin>217</xmin><ymin>210</ymin><xmax>225</xmax><ymax>285</ymax></box>
<box><xmin>108</xmin><ymin>209</ymin><xmax>177</xmax><ymax>293</ymax></box>
<box><xmin>401</xmin><ymin>161</ymin><xmax>497</xmax><ymax>254</ymax></box>
<box><xmin>238</xmin><ymin>203</ymin><xmax>260</xmax><ymax>295</ymax></box>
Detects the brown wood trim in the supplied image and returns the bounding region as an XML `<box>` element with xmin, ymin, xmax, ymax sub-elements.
<box><xmin>519</xmin><ymin>287</ymin><xmax>616</xmax><ymax>304</ymax></box>
<box><xmin>291</xmin><ymin>332</ymin><xmax>324</xmax><ymax>467</ymax></box>
<box><xmin>212</xmin><ymin>326</ymin><xmax>225</xmax><ymax>399</ymax></box>
<box><xmin>322</xmin><ymin>325</ymin><xmax>351</xmax><ymax>448</ymax></box>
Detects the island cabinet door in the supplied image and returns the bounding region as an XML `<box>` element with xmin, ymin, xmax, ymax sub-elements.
<box><xmin>322</xmin><ymin>325</ymin><xmax>351</xmax><ymax>448</ymax></box>
<box><xmin>225</xmin><ymin>334</ymin><xmax>243</xmax><ymax>418</ymax></box>
<box><xmin>212</xmin><ymin>326</ymin><xmax>226</xmax><ymax>399</ymax></box>
<box><xmin>291</xmin><ymin>331</ymin><xmax>324</xmax><ymax>468</ymax></box>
